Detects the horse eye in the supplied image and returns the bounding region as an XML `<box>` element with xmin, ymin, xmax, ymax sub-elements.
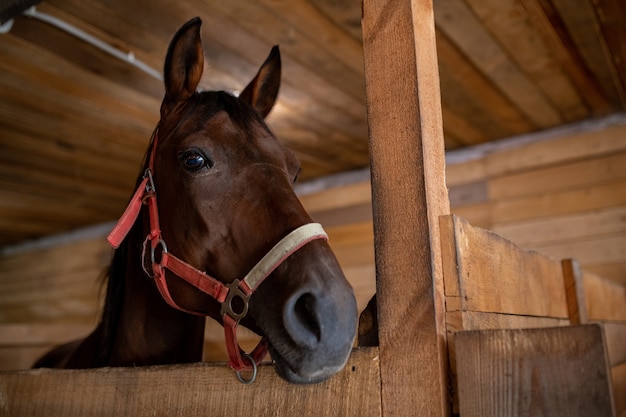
<box><xmin>180</xmin><ymin>150</ymin><xmax>211</xmax><ymax>172</ymax></box>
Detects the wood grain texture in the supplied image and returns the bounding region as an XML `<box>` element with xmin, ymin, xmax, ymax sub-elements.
<box><xmin>440</xmin><ymin>215</ymin><xmax>568</xmax><ymax>318</ymax></box>
<box><xmin>603</xmin><ymin>323</ymin><xmax>626</xmax><ymax>367</ymax></box>
<box><xmin>0</xmin><ymin>347</ymin><xmax>381</xmax><ymax>417</ymax></box>
<box><xmin>583</xmin><ymin>271</ymin><xmax>626</xmax><ymax>322</ymax></box>
<box><xmin>362</xmin><ymin>0</ymin><xmax>450</xmax><ymax>415</ymax></box>
<box><xmin>2</xmin><ymin>0</ymin><xmax>626</xmax><ymax>246</ymax></box>
<box><xmin>455</xmin><ymin>325</ymin><xmax>614</xmax><ymax>417</ymax></box>
<box><xmin>612</xmin><ymin>361</ymin><xmax>626</xmax><ymax>417</ymax></box>
<box><xmin>445</xmin><ymin>311</ymin><xmax>570</xmax><ymax>413</ymax></box>
<box><xmin>561</xmin><ymin>259</ymin><xmax>588</xmax><ymax>325</ymax></box>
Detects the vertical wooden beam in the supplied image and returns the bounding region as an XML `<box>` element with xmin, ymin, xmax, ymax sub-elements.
<box><xmin>362</xmin><ymin>1</ymin><xmax>451</xmax><ymax>416</ymax></box>
<box><xmin>562</xmin><ymin>258</ymin><xmax>589</xmax><ymax>325</ymax></box>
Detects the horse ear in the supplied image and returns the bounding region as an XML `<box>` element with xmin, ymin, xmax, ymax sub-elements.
<box><xmin>161</xmin><ymin>17</ymin><xmax>204</xmax><ymax>118</ymax></box>
<box><xmin>239</xmin><ymin>46</ymin><xmax>281</xmax><ymax>118</ymax></box>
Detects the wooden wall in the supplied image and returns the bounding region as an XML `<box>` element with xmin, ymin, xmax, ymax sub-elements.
<box><xmin>447</xmin><ymin>117</ymin><xmax>626</xmax><ymax>285</ymax></box>
<box><xmin>0</xmin><ymin>116</ymin><xmax>624</xmax><ymax>370</ymax></box>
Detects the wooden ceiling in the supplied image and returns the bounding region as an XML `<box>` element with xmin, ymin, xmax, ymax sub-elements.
<box><xmin>0</xmin><ymin>0</ymin><xmax>625</xmax><ymax>247</ymax></box>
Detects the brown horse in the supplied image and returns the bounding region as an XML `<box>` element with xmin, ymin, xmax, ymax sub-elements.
<box><xmin>34</xmin><ymin>17</ymin><xmax>357</xmax><ymax>384</ymax></box>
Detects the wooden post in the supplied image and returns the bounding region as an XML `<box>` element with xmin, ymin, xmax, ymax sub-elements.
<box><xmin>562</xmin><ymin>259</ymin><xmax>589</xmax><ymax>325</ymax></box>
<box><xmin>362</xmin><ymin>1</ymin><xmax>451</xmax><ymax>416</ymax></box>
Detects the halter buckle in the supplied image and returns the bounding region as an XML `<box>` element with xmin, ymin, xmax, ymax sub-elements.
<box><xmin>144</xmin><ymin>168</ymin><xmax>156</xmax><ymax>193</ymax></box>
<box><xmin>220</xmin><ymin>279</ymin><xmax>251</xmax><ymax>322</ymax></box>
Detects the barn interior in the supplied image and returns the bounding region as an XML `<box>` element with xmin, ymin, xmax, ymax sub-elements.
<box><xmin>0</xmin><ymin>0</ymin><xmax>625</xmax><ymax>401</ymax></box>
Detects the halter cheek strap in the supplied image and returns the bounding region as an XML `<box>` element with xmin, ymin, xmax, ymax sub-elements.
<box><xmin>106</xmin><ymin>132</ymin><xmax>329</xmax><ymax>377</ymax></box>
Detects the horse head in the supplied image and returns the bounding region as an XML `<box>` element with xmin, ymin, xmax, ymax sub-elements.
<box><xmin>149</xmin><ymin>17</ymin><xmax>357</xmax><ymax>384</ymax></box>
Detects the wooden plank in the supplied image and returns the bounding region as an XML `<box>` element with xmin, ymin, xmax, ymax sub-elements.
<box><xmin>435</xmin><ymin>30</ymin><xmax>532</xmax><ymax>140</ymax></box>
<box><xmin>594</xmin><ymin>0</ymin><xmax>626</xmax><ymax>101</ymax></box>
<box><xmin>445</xmin><ymin>311</ymin><xmax>570</xmax><ymax>334</ymax></box>
<box><xmin>440</xmin><ymin>215</ymin><xmax>568</xmax><ymax>318</ymax></box>
<box><xmin>0</xmin><ymin>324</ymin><xmax>93</xmax><ymax>346</ymax></box>
<box><xmin>561</xmin><ymin>259</ymin><xmax>588</xmax><ymax>325</ymax></box>
<box><xmin>362</xmin><ymin>0</ymin><xmax>450</xmax><ymax>415</ymax></box>
<box><xmin>326</xmin><ymin>222</ymin><xmax>374</xmax><ymax>247</ymax></box>
<box><xmin>551</xmin><ymin>0</ymin><xmax>625</xmax><ymax>107</ymax></box>
<box><xmin>517</xmin><ymin>0</ymin><xmax>612</xmax><ymax>113</ymax></box>
<box><xmin>450</xmin><ymin>203</ymin><xmax>492</xmax><ymax>229</ymax></box>
<box><xmin>494</xmin><ymin>206</ymin><xmax>626</xmax><ymax>247</ymax></box>
<box><xmin>299</xmin><ymin>182</ymin><xmax>371</xmax><ymax>214</ymax></box>
<box><xmin>603</xmin><ymin>323</ymin><xmax>626</xmax><ymax>367</ymax></box>
<box><xmin>0</xmin><ymin>347</ymin><xmax>51</xmax><ymax>372</ymax></box>
<box><xmin>465</xmin><ymin>0</ymin><xmax>587</xmax><ymax>121</ymax></box>
<box><xmin>613</xmin><ymin>361</ymin><xmax>626</xmax><ymax>417</ymax></box>
<box><xmin>310</xmin><ymin>203</ymin><xmax>373</xmax><ymax>229</ymax></box>
<box><xmin>434</xmin><ymin>0</ymin><xmax>561</xmax><ymax>128</ymax></box>
<box><xmin>585</xmin><ymin>262</ymin><xmax>626</xmax><ymax>286</ymax></box>
<box><xmin>0</xmin><ymin>347</ymin><xmax>381</xmax><ymax>417</ymax></box>
<box><xmin>492</xmin><ymin>179</ymin><xmax>626</xmax><ymax>223</ymax></box>
<box><xmin>584</xmin><ymin>271</ymin><xmax>626</xmax><ymax>322</ymax></box>
<box><xmin>489</xmin><ymin>151</ymin><xmax>626</xmax><ymax>200</ymax></box>
<box><xmin>445</xmin><ymin>311</ymin><xmax>570</xmax><ymax>414</ymax></box>
<box><xmin>331</xmin><ymin>242</ymin><xmax>375</xmax><ymax>268</ymax></box>
<box><xmin>0</xmin><ymin>324</ymin><xmax>94</xmax><ymax>371</ymax></box>
<box><xmin>446</xmin><ymin>158</ymin><xmax>486</xmax><ymax>187</ymax></box>
<box><xmin>485</xmin><ymin>118</ymin><xmax>626</xmax><ymax>177</ymax></box>
<box><xmin>455</xmin><ymin>325</ymin><xmax>614</xmax><ymax>417</ymax></box>
<box><xmin>448</xmin><ymin>181</ymin><xmax>488</xmax><ymax>207</ymax></box>
<box><xmin>533</xmin><ymin>233</ymin><xmax>626</xmax><ymax>268</ymax></box>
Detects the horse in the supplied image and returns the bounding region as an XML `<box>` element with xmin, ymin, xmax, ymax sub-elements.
<box><xmin>33</xmin><ymin>17</ymin><xmax>358</xmax><ymax>384</ymax></box>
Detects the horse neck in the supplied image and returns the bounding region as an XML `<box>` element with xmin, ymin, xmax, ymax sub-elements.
<box><xmin>104</xmin><ymin>222</ymin><xmax>206</xmax><ymax>366</ymax></box>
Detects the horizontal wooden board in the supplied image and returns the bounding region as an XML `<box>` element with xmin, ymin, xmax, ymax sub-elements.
<box><xmin>326</xmin><ymin>221</ymin><xmax>374</xmax><ymax>247</ymax></box>
<box><xmin>485</xmin><ymin>122</ymin><xmax>626</xmax><ymax>177</ymax></box>
<box><xmin>445</xmin><ymin>311</ymin><xmax>570</xmax><ymax>334</ymax></box>
<box><xmin>446</xmin><ymin>157</ymin><xmax>487</xmax><ymax>187</ymax></box>
<box><xmin>489</xmin><ymin>151</ymin><xmax>626</xmax><ymax>199</ymax></box>
<box><xmin>584</xmin><ymin>262</ymin><xmax>626</xmax><ymax>286</ymax></box>
<box><xmin>450</xmin><ymin>203</ymin><xmax>492</xmax><ymax>229</ymax></box>
<box><xmin>0</xmin><ymin>347</ymin><xmax>381</xmax><ymax>417</ymax></box>
<box><xmin>583</xmin><ymin>272</ymin><xmax>626</xmax><ymax>322</ymax></box>
<box><xmin>455</xmin><ymin>325</ymin><xmax>614</xmax><ymax>417</ymax></box>
<box><xmin>299</xmin><ymin>182</ymin><xmax>372</xmax><ymax>214</ymax></box>
<box><xmin>493</xmin><ymin>206</ymin><xmax>626</xmax><ymax>247</ymax></box>
<box><xmin>0</xmin><ymin>323</ymin><xmax>93</xmax><ymax>346</ymax></box>
<box><xmin>440</xmin><ymin>215</ymin><xmax>568</xmax><ymax>318</ymax></box>
<box><xmin>533</xmin><ymin>233</ymin><xmax>626</xmax><ymax>267</ymax></box>
<box><xmin>492</xmin><ymin>179</ymin><xmax>626</xmax><ymax>223</ymax></box>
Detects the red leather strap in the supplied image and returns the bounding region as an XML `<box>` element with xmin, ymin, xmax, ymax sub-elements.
<box><xmin>160</xmin><ymin>253</ymin><xmax>229</xmax><ymax>302</ymax></box>
<box><xmin>223</xmin><ymin>314</ymin><xmax>269</xmax><ymax>370</ymax></box>
<box><xmin>107</xmin><ymin>176</ymin><xmax>149</xmax><ymax>249</ymax></box>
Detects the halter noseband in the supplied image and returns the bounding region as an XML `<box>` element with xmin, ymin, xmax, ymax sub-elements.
<box><xmin>106</xmin><ymin>131</ymin><xmax>328</xmax><ymax>381</ymax></box>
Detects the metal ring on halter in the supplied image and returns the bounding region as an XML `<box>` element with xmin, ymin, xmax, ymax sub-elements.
<box><xmin>220</xmin><ymin>279</ymin><xmax>250</xmax><ymax>321</ymax></box>
<box><xmin>235</xmin><ymin>353</ymin><xmax>258</xmax><ymax>384</ymax></box>
<box><xmin>150</xmin><ymin>238</ymin><xmax>168</xmax><ymax>265</ymax></box>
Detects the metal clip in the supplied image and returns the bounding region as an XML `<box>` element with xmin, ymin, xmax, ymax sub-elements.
<box><xmin>144</xmin><ymin>168</ymin><xmax>156</xmax><ymax>193</ymax></box>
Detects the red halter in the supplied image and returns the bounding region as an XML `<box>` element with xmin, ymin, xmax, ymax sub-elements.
<box><xmin>106</xmin><ymin>132</ymin><xmax>328</xmax><ymax>381</ymax></box>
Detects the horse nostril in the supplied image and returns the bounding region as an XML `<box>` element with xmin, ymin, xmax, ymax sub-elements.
<box><xmin>285</xmin><ymin>292</ymin><xmax>321</xmax><ymax>350</ymax></box>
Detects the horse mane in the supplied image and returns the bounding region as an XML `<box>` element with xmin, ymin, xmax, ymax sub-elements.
<box><xmin>94</xmin><ymin>134</ymin><xmax>156</xmax><ymax>366</ymax></box>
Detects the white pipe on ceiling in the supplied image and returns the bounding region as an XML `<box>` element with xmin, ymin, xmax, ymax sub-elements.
<box><xmin>16</xmin><ymin>6</ymin><xmax>162</xmax><ymax>81</ymax></box>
